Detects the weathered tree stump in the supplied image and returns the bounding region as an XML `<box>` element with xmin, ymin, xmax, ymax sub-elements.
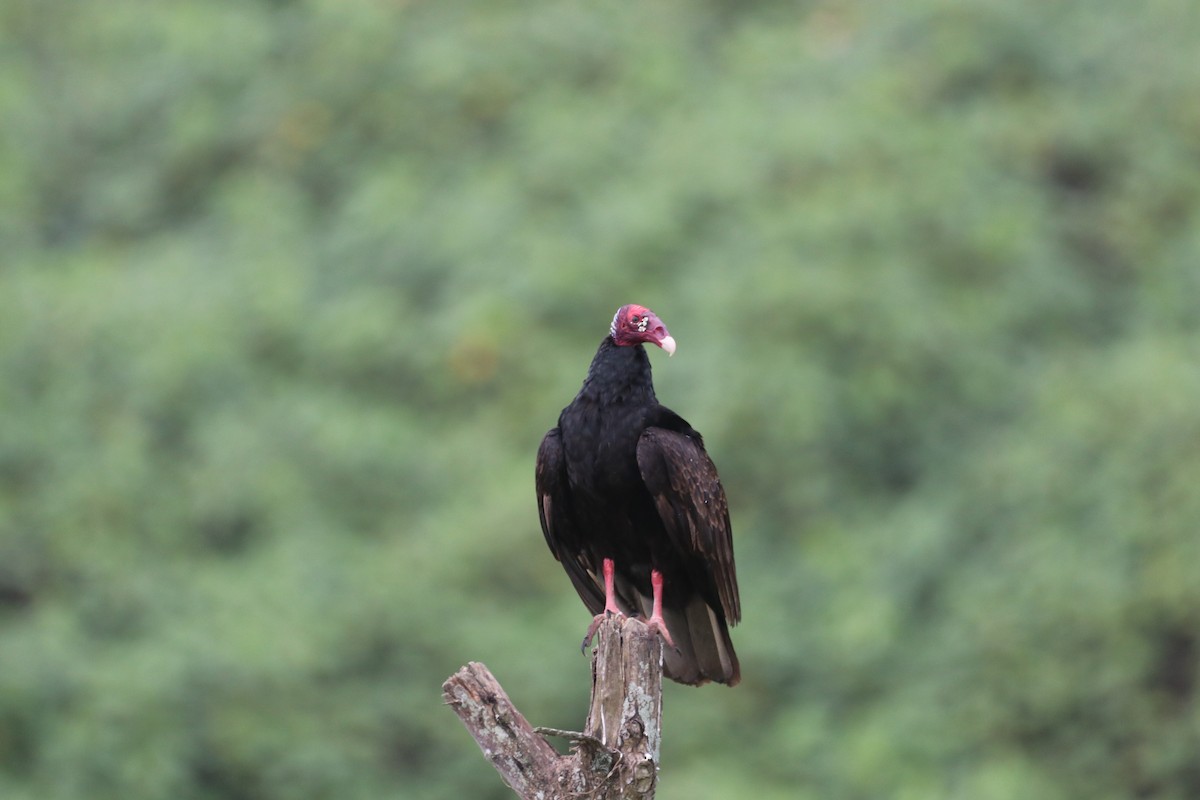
<box><xmin>442</xmin><ymin>615</ymin><xmax>664</xmax><ymax>799</ymax></box>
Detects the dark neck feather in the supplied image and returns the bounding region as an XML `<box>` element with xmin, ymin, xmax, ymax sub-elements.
<box><xmin>577</xmin><ymin>336</ymin><xmax>658</xmax><ymax>406</ymax></box>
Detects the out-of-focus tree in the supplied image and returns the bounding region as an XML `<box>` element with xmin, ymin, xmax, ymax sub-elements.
<box><xmin>1</xmin><ymin>1</ymin><xmax>1198</xmax><ymax>798</ymax></box>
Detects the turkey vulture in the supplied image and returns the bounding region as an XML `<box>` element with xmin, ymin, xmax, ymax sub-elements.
<box><xmin>535</xmin><ymin>304</ymin><xmax>740</xmax><ymax>686</ymax></box>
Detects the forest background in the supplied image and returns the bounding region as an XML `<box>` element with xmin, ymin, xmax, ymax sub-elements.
<box><xmin>2</xmin><ymin>1</ymin><xmax>1199</xmax><ymax>798</ymax></box>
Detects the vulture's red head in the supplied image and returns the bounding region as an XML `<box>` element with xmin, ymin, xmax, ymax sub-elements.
<box><xmin>610</xmin><ymin>304</ymin><xmax>676</xmax><ymax>356</ymax></box>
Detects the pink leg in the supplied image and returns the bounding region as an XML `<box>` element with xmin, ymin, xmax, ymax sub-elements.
<box><xmin>645</xmin><ymin>569</ymin><xmax>676</xmax><ymax>648</ymax></box>
<box><xmin>602</xmin><ymin>558</ymin><xmax>622</xmax><ymax>615</ymax></box>
<box><xmin>582</xmin><ymin>558</ymin><xmax>625</xmax><ymax>651</ymax></box>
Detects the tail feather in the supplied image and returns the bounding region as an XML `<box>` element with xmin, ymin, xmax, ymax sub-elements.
<box><xmin>682</xmin><ymin>596</ymin><xmax>740</xmax><ymax>686</ymax></box>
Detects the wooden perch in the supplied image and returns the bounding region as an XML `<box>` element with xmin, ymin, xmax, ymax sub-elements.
<box><xmin>442</xmin><ymin>615</ymin><xmax>664</xmax><ymax>799</ymax></box>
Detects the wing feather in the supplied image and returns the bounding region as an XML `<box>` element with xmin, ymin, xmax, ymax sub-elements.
<box><xmin>636</xmin><ymin>428</ymin><xmax>740</xmax><ymax>624</ymax></box>
<box><xmin>535</xmin><ymin>428</ymin><xmax>604</xmax><ymax>613</ymax></box>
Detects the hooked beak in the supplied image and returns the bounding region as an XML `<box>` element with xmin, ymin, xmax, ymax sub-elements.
<box><xmin>658</xmin><ymin>335</ymin><xmax>676</xmax><ymax>357</ymax></box>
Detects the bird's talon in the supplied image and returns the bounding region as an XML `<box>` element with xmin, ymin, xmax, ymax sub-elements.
<box><xmin>581</xmin><ymin>609</ymin><xmax>624</xmax><ymax>654</ymax></box>
<box><xmin>645</xmin><ymin>616</ymin><xmax>676</xmax><ymax>649</ymax></box>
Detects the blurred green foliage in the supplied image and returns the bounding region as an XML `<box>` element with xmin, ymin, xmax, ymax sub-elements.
<box><xmin>2</xmin><ymin>0</ymin><xmax>1199</xmax><ymax>798</ymax></box>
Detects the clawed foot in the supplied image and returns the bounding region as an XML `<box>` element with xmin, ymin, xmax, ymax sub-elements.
<box><xmin>579</xmin><ymin>560</ymin><xmax>677</xmax><ymax>653</ymax></box>
<box><xmin>581</xmin><ymin>609</ymin><xmax>626</xmax><ymax>653</ymax></box>
<box><xmin>580</xmin><ymin>610</ymin><xmax>677</xmax><ymax>652</ymax></box>
<box><xmin>645</xmin><ymin>614</ymin><xmax>676</xmax><ymax>649</ymax></box>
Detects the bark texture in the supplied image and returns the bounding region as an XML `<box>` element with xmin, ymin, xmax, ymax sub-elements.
<box><xmin>442</xmin><ymin>615</ymin><xmax>664</xmax><ymax>799</ymax></box>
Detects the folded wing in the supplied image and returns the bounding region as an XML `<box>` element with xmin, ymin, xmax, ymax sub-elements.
<box><xmin>535</xmin><ymin>428</ymin><xmax>604</xmax><ymax>613</ymax></box>
<box><xmin>636</xmin><ymin>427</ymin><xmax>740</xmax><ymax>626</ymax></box>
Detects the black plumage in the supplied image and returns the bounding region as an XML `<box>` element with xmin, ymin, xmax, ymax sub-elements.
<box><xmin>536</xmin><ymin>305</ymin><xmax>740</xmax><ymax>686</ymax></box>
